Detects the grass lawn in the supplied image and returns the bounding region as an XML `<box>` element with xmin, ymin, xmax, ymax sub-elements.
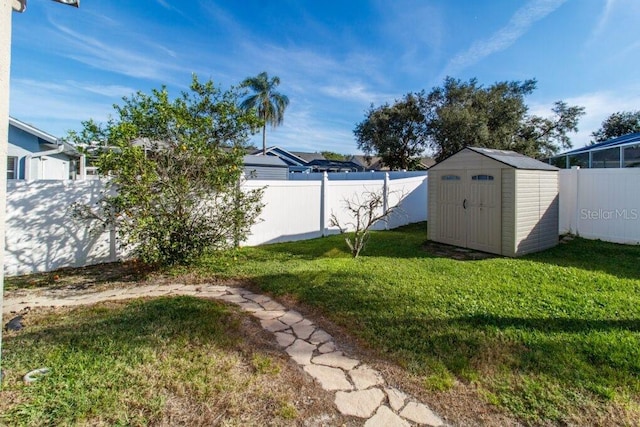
<box><xmin>0</xmin><ymin>297</ymin><xmax>346</xmax><ymax>426</ymax></box>
<box><xmin>188</xmin><ymin>222</ymin><xmax>640</xmax><ymax>425</ymax></box>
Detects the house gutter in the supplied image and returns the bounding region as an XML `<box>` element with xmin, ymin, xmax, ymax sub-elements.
<box><xmin>24</xmin><ymin>144</ymin><xmax>65</xmax><ymax>181</ymax></box>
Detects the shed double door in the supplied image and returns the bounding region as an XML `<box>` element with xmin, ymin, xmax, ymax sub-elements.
<box><xmin>434</xmin><ymin>169</ymin><xmax>501</xmax><ymax>254</ymax></box>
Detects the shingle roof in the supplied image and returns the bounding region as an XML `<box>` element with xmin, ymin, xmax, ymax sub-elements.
<box><xmin>290</xmin><ymin>151</ymin><xmax>326</xmax><ymax>162</ymax></box>
<box><xmin>466</xmin><ymin>147</ymin><xmax>559</xmax><ymax>171</ymax></box>
<box><xmin>243</xmin><ymin>155</ymin><xmax>288</xmax><ymax>167</ymax></box>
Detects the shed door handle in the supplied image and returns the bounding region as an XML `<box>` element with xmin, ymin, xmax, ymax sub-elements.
<box><xmin>463</xmin><ymin>199</ymin><xmax>467</xmax><ymax>209</ymax></box>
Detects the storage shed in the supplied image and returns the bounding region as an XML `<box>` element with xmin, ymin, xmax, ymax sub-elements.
<box><xmin>427</xmin><ymin>147</ymin><xmax>559</xmax><ymax>257</ymax></box>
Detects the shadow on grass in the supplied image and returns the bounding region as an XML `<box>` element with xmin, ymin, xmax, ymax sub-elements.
<box><xmin>4</xmin><ymin>296</ymin><xmax>240</xmax><ymax>369</ymax></box>
<box><xmin>529</xmin><ymin>237</ymin><xmax>640</xmax><ymax>280</ymax></box>
<box><xmin>250</xmin><ymin>270</ymin><xmax>640</xmax><ymax>405</ymax></box>
<box><xmin>255</xmin><ymin>222</ymin><xmax>441</xmax><ymax>261</ymax></box>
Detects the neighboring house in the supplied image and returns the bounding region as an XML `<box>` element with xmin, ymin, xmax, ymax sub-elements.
<box><xmin>252</xmin><ymin>145</ymin><xmax>435</xmax><ymax>173</ymax></box>
<box><xmin>243</xmin><ymin>155</ymin><xmax>289</xmax><ymax>180</ymax></box>
<box><xmin>251</xmin><ymin>146</ymin><xmax>311</xmax><ymax>172</ymax></box>
<box><xmin>290</xmin><ymin>151</ymin><xmax>326</xmax><ymax>163</ymax></box>
<box><xmin>349</xmin><ymin>155</ymin><xmax>435</xmax><ymax>171</ymax></box>
<box><xmin>546</xmin><ymin>133</ymin><xmax>640</xmax><ymax>169</ymax></box>
<box><xmin>8</xmin><ymin>117</ymin><xmax>84</xmax><ymax>181</ymax></box>
<box><xmin>306</xmin><ymin>159</ymin><xmax>364</xmax><ymax>172</ymax></box>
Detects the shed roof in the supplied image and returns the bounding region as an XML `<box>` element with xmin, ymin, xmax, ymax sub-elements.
<box><xmin>465</xmin><ymin>147</ymin><xmax>558</xmax><ymax>171</ymax></box>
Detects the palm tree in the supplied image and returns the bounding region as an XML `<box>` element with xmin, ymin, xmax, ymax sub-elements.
<box><xmin>240</xmin><ymin>72</ymin><xmax>289</xmax><ymax>154</ymax></box>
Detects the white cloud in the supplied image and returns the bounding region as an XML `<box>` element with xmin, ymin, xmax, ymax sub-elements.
<box><xmin>43</xmin><ymin>20</ymin><xmax>190</xmax><ymax>83</ymax></box>
<box><xmin>529</xmin><ymin>89</ymin><xmax>640</xmax><ymax>149</ymax></box>
<box><xmin>592</xmin><ymin>0</ymin><xmax>616</xmax><ymax>40</ymax></box>
<box><xmin>443</xmin><ymin>0</ymin><xmax>567</xmax><ymax>77</ymax></box>
<box><xmin>320</xmin><ymin>83</ymin><xmax>393</xmax><ymax>105</ymax></box>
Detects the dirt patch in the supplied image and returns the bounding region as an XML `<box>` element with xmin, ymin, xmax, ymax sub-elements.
<box><xmin>422</xmin><ymin>241</ymin><xmax>499</xmax><ymax>261</ymax></box>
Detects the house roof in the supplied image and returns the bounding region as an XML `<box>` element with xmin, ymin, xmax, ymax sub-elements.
<box><xmin>290</xmin><ymin>151</ymin><xmax>326</xmax><ymax>162</ymax></box>
<box><xmin>251</xmin><ymin>146</ymin><xmax>308</xmax><ymax>166</ymax></box>
<box><xmin>243</xmin><ymin>155</ymin><xmax>288</xmax><ymax>167</ymax></box>
<box><xmin>465</xmin><ymin>147</ymin><xmax>559</xmax><ymax>171</ymax></box>
<box><xmin>9</xmin><ymin>116</ymin><xmax>81</xmax><ymax>157</ymax></box>
<box><xmin>307</xmin><ymin>159</ymin><xmax>363</xmax><ymax>171</ymax></box>
<box><xmin>350</xmin><ymin>155</ymin><xmax>436</xmax><ymax>171</ymax></box>
<box><xmin>9</xmin><ymin>116</ymin><xmax>58</xmax><ymax>145</ymax></box>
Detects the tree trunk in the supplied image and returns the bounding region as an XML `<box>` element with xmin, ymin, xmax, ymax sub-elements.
<box><xmin>262</xmin><ymin>124</ymin><xmax>267</xmax><ymax>155</ymax></box>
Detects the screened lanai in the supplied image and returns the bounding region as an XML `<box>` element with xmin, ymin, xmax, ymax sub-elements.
<box><xmin>546</xmin><ymin>133</ymin><xmax>640</xmax><ymax>169</ymax></box>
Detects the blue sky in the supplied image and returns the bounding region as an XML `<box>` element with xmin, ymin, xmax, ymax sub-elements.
<box><xmin>8</xmin><ymin>0</ymin><xmax>640</xmax><ymax>154</ymax></box>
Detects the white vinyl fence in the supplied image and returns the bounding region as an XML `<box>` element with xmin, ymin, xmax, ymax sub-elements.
<box><xmin>6</xmin><ymin>168</ymin><xmax>638</xmax><ymax>275</ymax></box>
<box><xmin>5</xmin><ymin>173</ymin><xmax>428</xmax><ymax>275</ymax></box>
<box><xmin>5</xmin><ymin>180</ymin><xmax>116</xmax><ymax>276</ymax></box>
<box><xmin>558</xmin><ymin>168</ymin><xmax>640</xmax><ymax>244</ymax></box>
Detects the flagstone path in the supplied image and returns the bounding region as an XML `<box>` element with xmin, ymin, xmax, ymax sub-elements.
<box><xmin>3</xmin><ymin>283</ymin><xmax>445</xmax><ymax>426</ymax></box>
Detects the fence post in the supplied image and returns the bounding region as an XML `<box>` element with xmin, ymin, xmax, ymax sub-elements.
<box><xmin>572</xmin><ymin>166</ymin><xmax>580</xmax><ymax>236</ymax></box>
<box><xmin>383</xmin><ymin>172</ymin><xmax>389</xmax><ymax>230</ymax></box>
<box><xmin>321</xmin><ymin>172</ymin><xmax>328</xmax><ymax>236</ymax></box>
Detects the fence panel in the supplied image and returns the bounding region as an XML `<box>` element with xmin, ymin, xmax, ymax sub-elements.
<box><xmin>388</xmin><ymin>176</ymin><xmax>428</xmax><ymax>228</ymax></box>
<box><xmin>558</xmin><ymin>168</ymin><xmax>640</xmax><ymax>244</ymax></box>
<box><xmin>242</xmin><ymin>180</ymin><xmax>323</xmax><ymax>246</ymax></box>
<box><xmin>5</xmin><ymin>180</ymin><xmax>116</xmax><ymax>276</ymax></box>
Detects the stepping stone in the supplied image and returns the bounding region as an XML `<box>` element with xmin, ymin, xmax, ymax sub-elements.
<box><xmin>174</xmin><ymin>284</ymin><xmax>201</xmax><ymax>293</ymax></box>
<box><xmin>399</xmin><ymin>402</ymin><xmax>444</xmax><ymax>426</ymax></box>
<box><xmin>196</xmin><ymin>290</ymin><xmax>227</xmax><ymax>299</ymax></box>
<box><xmin>274</xmin><ymin>331</ymin><xmax>296</xmax><ymax>348</ymax></box>
<box><xmin>292</xmin><ymin>320</ymin><xmax>316</xmax><ymax>340</ymax></box>
<box><xmin>312</xmin><ymin>351</ymin><xmax>359</xmax><ymax>370</ymax></box>
<box><xmin>279</xmin><ymin>310</ymin><xmax>304</xmax><ymax>325</ymax></box>
<box><xmin>203</xmin><ymin>285</ymin><xmax>229</xmax><ymax>292</ymax></box>
<box><xmin>365</xmin><ymin>406</ymin><xmax>410</xmax><ymax>427</ymax></box>
<box><xmin>237</xmin><ymin>301</ymin><xmax>263</xmax><ymax>312</ymax></box>
<box><xmin>303</xmin><ymin>365</ymin><xmax>353</xmax><ymax>391</ymax></box>
<box><xmin>385</xmin><ymin>387</ymin><xmax>408</xmax><ymax>412</ymax></box>
<box><xmin>261</xmin><ymin>300</ymin><xmax>286</xmax><ymax>311</ymax></box>
<box><xmin>260</xmin><ymin>318</ymin><xmax>289</xmax><ymax>333</ymax></box>
<box><xmin>218</xmin><ymin>294</ymin><xmax>248</xmax><ymax>304</ymax></box>
<box><xmin>309</xmin><ymin>329</ymin><xmax>332</xmax><ymax>345</ymax></box>
<box><xmin>334</xmin><ymin>388</ymin><xmax>385</xmax><ymax>418</ymax></box>
<box><xmin>252</xmin><ymin>310</ymin><xmax>286</xmax><ymax>320</ymax></box>
<box><xmin>244</xmin><ymin>294</ymin><xmax>272</xmax><ymax>304</ymax></box>
<box><xmin>285</xmin><ymin>339</ymin><xmax>316</xmax><ymax>365</ymax></box>
<box><xmin>349</xmin><ymin>365</ymin><xmax>384</xmax><ymax>389</ymax></box>
<box><xmin>226</xmin><ymin>287</ymin><xmax>245</xmax><ymax>295</ymax></box>
<box><xmin>318</xmin><ymin>341</ymin><xmax>336</xmax><ymax>354</ymax></box>
<box><xmin>145</xmin><ymin>289</ymin><xmax>177</xmax><ymax>297</ymax></box>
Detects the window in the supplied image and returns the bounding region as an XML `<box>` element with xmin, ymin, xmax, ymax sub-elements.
<box><xmin>568</xmin><ymin>152</ymin><xmax>589</xmax><ymax>168</ymax></box>
<box><xmin>624</xmin><ymin>144</ymin><xmax>640</xmax><ymax>168</ymax></box>
<box><xmin>7</xmin><ymin>156</ymin><xmax>17</xmax><ymax>180</ymax></box>
<box><xmin>441</xmin><ymin>175</ymin><xmax>461</xmax><ymax>180</ymax></box>
<box><xmin>592</xmin><ymin>147</ymin><xmax>620</xmax><ymax>168</ymax></box>
<box><xmin>472</xmin><ymin>174</ymin><xmax>494</xmax><ymax>181</ymax></box>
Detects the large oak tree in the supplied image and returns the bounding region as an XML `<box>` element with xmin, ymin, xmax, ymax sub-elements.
<box><xmin>354</xmin><ymin>77</ymin><xmax>585</xmax><ymax>165</ymax></box>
